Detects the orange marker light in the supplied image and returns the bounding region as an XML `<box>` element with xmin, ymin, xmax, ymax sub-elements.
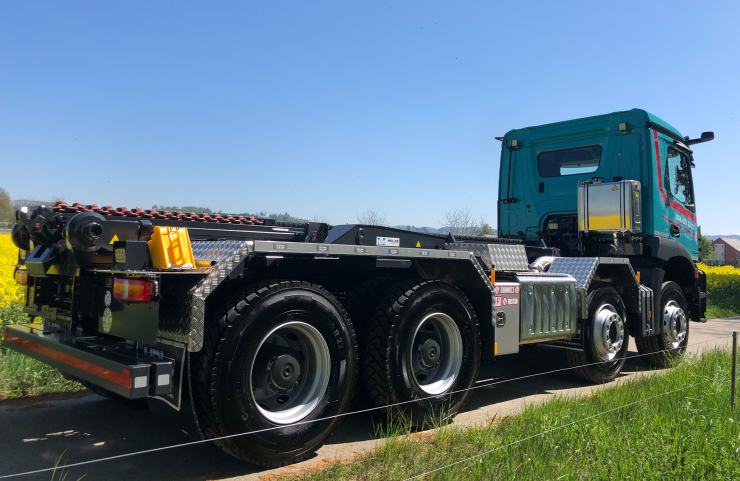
<box><xmin>636</xmin><ymin>271</ymin><xmax>641</xmax><ymax>283</ymax></box>
<box><xmin>14</xmin><ymin>269</ymin><xmax>28</xmax><ymax>286</ymax></box>
<box><xmin>490</xmin><ymin>269</ymin><xmax>496</xmax><ymax>285</ymax></box>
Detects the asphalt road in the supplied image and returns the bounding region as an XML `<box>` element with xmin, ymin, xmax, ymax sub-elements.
<box><xmin>1</xmin><ymin>317</ymin><xmax>738</xmax><ymax>481</ymax></box>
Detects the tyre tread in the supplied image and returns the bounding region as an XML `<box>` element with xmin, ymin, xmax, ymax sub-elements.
<box><xmin>191</xmin><ymin>280</ymin><xmax>358</xmax><ymax>467</ymax></box>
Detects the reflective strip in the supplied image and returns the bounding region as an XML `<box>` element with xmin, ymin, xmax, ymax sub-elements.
<box><xmin>4</xmin><ymin>333</ymin><xmax>132</xmax><ymax>388</ymax></box>
<box><xmin>661</xmin><ymin>215</ymin><xmax>697</xmax><ymax>238</ymax></box>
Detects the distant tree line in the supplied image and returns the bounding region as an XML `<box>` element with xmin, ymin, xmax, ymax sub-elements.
<box><xmin>0</xmin><ymin>187</ymin><xmax>65</xmax><ymax>226</ymax></box>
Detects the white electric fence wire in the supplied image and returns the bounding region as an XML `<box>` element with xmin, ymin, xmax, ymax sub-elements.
<box><xmin>0</xmin><ymin>334</ymin><xmax>732</xmax><ymax>479</ymax></box>
<box><xmin>403</xmin><ymin>376</ymin><xmax>723</xmax><ymax>480</ymax></box>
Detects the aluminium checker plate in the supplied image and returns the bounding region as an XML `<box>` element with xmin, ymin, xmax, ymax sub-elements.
<box><xmin>187</xmin><ymin>241</ymin><xmax>254</xmax><ymax>351</ymax></box>
<box><xmin>548</xmin><ymin>256</ymin><xmax>638</xmax><ymax>290</ymax></box>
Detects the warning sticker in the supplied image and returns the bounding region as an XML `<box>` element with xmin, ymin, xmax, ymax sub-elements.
<box><xmin>495</xmin><ymin>296</ymin><xmax>518</xmax><ymax>308</ymax></box>
<box><xmin>494</xmin><ymin>285</ymin><xmax>520</xmax><ymax>295</ymax></box>
<box><xmin>102</xmin><ymin>308</ymin><xmax>113</xmax><ymax>333</ymax></box>
<box><xmin>109</xmin><ymin>234</ymin><xmax>120</xmax><ymax>245</ymax></box>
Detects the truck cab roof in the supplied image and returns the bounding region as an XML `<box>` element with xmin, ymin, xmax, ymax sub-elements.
<box><xmin>502</xmin><ymin>108</ymin><xmax>683</xmax><ymax>142</ymax></box>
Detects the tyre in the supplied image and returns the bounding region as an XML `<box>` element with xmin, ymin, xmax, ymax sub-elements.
<box><xmin>342</xmin><ymin>277</ymin><xmax>399</xmax><ymax>335</ymax></box>
<box><xmin>565</xmin><ymin>286</ymin><xmax>629</xmax><ymax>383</ymax></box>
<box><xmin>635</xmin><ymin>281</ymin><xmax>689</xmax><ymax>368</ymax></box>
<box><xmin>361</xmin><ymin>279</ymin><xmax>480</xmax><ymax>427</ymax></box>
<box><xmin>192</xmin><ymin>280</ymin><xmax>358</xmax><ymax>467</ymax></box>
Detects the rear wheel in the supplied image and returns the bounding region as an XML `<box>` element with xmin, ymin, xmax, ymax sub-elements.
<box><xmin>342</xmin><ymin>277</ymin><xmax>399</xmax><ymax>335</ymax></box>
<box><xmin>566</xmin><ymin>286</ymin><xmax>629</xmax><ymax>383</ymax></box>
<box><xmin>635</xmin><ymin>281</ymin><xmax>689</xmax><ymax>368</ymax></box>
<box><xmin>192</xmin><ymin>281</ymin><xmax>358</xmax><ymax>467</ymax></box>
<box><xmin>361</xmin><ymin>280</ymin><xmax>480</xmax><ymax>427</ymax></box>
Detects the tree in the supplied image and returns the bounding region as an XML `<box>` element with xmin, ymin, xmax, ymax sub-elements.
<box><xmin>358</xmin><ymin>209</ymin><xmax>387</xmax><ymax>226</ymax></box>
<box><xmin>697</xmin><ymin>226</ymin><xmax>717</xmax><ymax>262</ymax></box>
<box><xmin>310</xmin><ymin>215</ymin><xmax>330</xmax><ymax>224</ymax></box>
<box><xmin>441</xmin><ymin>207</ymin><xmax>491</xmax><ymax>236</ymax></box>
<box><xmin>475</xmin><ymin>222</ymin><xmax>495</xmax><ymax>237</ymax></box>
<box><xmin>0</xmin><ymin>187</ymin><xmax>11</xmax><ymax>223</ymax></box>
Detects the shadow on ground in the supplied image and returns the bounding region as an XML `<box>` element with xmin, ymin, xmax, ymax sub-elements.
<box><xmin>0</xmin><ymin>346</ymin><xmax>652</xmax><ymax>481</ymax></box>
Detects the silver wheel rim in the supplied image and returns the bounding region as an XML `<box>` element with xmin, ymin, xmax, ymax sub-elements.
<box><xmin>410</xmin><ymin>312</ymin><xmax>463</xmax><ymax>395</ymax></box>
<box><xmin>250</xmin><ymin>321</ymin><xmax>330</xmax><ymax>425</ymax></box>
<box><xmin>593</xmin><ymin>303</ymin><xmax>625</xmax><ymax>362</ymax></box>
<box><xmin>663</xmin><ymin>300</ymin><xmax>687</xmax><ymax>349</ymax></box>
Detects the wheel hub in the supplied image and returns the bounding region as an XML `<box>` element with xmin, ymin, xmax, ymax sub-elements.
<box><xmin>250</xmin><ymin>322</ymin><xmax>331</xmax><ymax>425</ymax></box>
<box><xmin>418</xmin><ymin>338</ymin><xmax>441</xmax><ymax>369</ymax></box>
<box><xmin>593</xmin><ymin>304</ymin><xmax>624</xmax><ymax>362</ymax></box>
<box><xmin>268</xmin><ymin>353</ymin><xmax>301</xmax><ymax>392</ymax></box>
<box><xmin>663</xmin><ymin>300</ymin><xmax>687</xmax><ymax>347</ymax></box>
<box><xmin>410</xmin><ymin>313</ymin><xmax>463</xmax><ymax>395</ymax></box>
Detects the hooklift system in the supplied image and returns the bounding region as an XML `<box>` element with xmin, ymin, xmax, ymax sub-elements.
<box><xmin>4</xmin><ymin>108</ymin><xmax>713</xmax><ymax>467</ymax></box>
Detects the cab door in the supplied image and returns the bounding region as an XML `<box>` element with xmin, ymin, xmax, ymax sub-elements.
<box><xmin>653</xmin><ymin>132</ymin><xmax>699</xmax><ymax>259</ymax></box>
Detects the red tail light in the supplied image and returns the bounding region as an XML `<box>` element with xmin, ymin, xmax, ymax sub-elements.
<box><xmin>113</xmin><ymin>278</ymin><xmax>156</xmax><ymax>303</ymax></box>
<box><xmin>14</xmin><ymin>268</ymin><xmax>28</xmax><ymax>286</ymax></box>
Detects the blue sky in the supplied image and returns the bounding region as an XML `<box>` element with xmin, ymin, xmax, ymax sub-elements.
<box><xmin>1</xmin><ymin>1</ymin><xmax>738</xmax><ymax>233</ymax></box>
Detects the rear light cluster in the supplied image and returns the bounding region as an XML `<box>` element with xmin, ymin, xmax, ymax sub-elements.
<box><xmin>113</xmin><ymin>278</ymin><xmax>157</xmax><ymax>303</ymax></box>
<box><xmin>14</xmin><ymin>268</ymin><xmax>28</xmax><ymax>286</ymax></box>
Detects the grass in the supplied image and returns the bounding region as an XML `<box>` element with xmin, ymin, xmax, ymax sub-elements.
<box><xmin>707</xmin><ymin>304</ymin><xmax>740</xmax><ymax>319</ymax></box>
<box><xmin>283</xmin><ymin>347</ymin><xmax>740</xmax><ymax>480</ymax></box>
<box><xmin>0</xmin><ymin>348</ymin><xmax>83</xmax><ymax>400</ymax></box>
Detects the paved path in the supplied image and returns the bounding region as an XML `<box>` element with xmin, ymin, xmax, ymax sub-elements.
<box><xmin>1</xmin><ymin>318</ymin><xmax>737</xmax><ymax>481</ymax></box>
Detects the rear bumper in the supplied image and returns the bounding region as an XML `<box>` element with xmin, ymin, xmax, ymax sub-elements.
<box><xmin>2</xmin><ymin>324</ymin><xmax>172</xmax><ymax>400</ymax></box>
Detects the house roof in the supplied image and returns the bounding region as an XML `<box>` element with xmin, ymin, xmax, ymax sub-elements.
<box><xmin>714</xmin><ymin>238</ymin><xmax>740</xmax><ymax>252</ymax></box>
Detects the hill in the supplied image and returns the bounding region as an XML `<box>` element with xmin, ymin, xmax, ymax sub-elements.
<box><xmin>705</xmin><ymin>234</ymin><xmax>740</xmax><ymax>241</ymax></box>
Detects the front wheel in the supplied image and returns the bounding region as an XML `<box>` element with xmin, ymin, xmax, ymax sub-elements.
<box><xmin>635</xmin><ymin>281</ymin><xmax>689</xmax><ymax>368</ymax></box>
<box><xmin>192</xmin><ymin>281</ymin><xmax>358</xmax><ymax>467</ymax></box>
<box><xmin>565</xmin><ymin>286</ymin><xmax>629</xmax><ymax>383</ymax></box>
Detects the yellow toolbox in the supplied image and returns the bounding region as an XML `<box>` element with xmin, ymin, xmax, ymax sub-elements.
<box><xmin>147</xmin><ymin>226</ymin><xmax>195</xmax><ymax>269</ymax></box>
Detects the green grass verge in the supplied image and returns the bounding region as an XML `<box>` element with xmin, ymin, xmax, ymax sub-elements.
<box><xmin>0</xmin><ymin>348</ymin><xmax>83</xmax><ymax>399</ymax></box>
<box><xmin>706</xmin><ymin>304</ymin><xmax>740</xmax><ymax>319</ymax></box>
<box><xmin>286</xmin><ymin>348</ymin><xmax>740</xmax><ymax>480</ymax></box>
<box><xmin>0</xmin><ymin>300</ymin><xmax>83</xmax><ymax>399</ymax></box>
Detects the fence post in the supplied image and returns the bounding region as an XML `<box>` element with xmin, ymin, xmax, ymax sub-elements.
<box><xmin>732</xmin><ymin>332</ymin><xmax>737</xmax><ymax>409</ymax></box>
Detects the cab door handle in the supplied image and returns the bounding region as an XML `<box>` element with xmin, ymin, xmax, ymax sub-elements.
<box><xmin>670</xmin><ymin>225</ymin><xmax>680</xmax><ymax>237</ymax></box>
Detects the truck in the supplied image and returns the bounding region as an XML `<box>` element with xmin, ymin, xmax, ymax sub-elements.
<box><xmin>4</xmin><ymin>108</ymin><xmax>713</xmax><ymax>467</ymax></box>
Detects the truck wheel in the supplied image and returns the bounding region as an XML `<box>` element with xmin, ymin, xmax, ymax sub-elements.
<box><xmin>361</xmin><ymin>280</ymin><xmax>480</xmax><ymax>427</ymax></box>
<box><xmin>635</xmin><ymin>281</ymin><xmax>690</xmax><ymax>368</ymax></box>
<box><xmin>565</xmin><ymin>286</ymin><xmax>629</xmax><ymax>384</ymax></box>
<box><xmin>192</xmin><ymin>281</ymin><xmax>358</xmax><ymax>467</ymax></box>
<box><xmin>342</xmin><ymin>277</ymin><xmax>399</xmax><ymax>334</ymax></box>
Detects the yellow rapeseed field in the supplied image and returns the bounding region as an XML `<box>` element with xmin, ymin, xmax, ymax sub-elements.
<box><xmin>0</xmin><ymin>234</ymin><xmax>23</xmax><ymax>310</ymax></box>
<box><xmin>697</xmin><ymin>262</ymin><xmax>740</xmax><ymax>312</ymax></box>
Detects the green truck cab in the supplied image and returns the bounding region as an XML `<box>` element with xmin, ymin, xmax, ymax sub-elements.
<box><xmin>498</xmin><ymin>108</ymin><xmax>713</xmax><ymax>325</ymax></box>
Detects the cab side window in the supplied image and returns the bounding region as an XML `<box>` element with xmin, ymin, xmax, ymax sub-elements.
<box><xmin>537</xmin><ymin>145</ymin><xmax>602</xmax><ymax>178</ymax></box>
<box><xmin>665</xmin><ymin>145</ymin><xmax>693</xmax><ymax>205</ymax></box>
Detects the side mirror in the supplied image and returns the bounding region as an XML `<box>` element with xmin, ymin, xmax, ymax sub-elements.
<box><xmin>685</xmin><ymin>131</ymin><xmax>715</xmax><ymax>145</ymax></box>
